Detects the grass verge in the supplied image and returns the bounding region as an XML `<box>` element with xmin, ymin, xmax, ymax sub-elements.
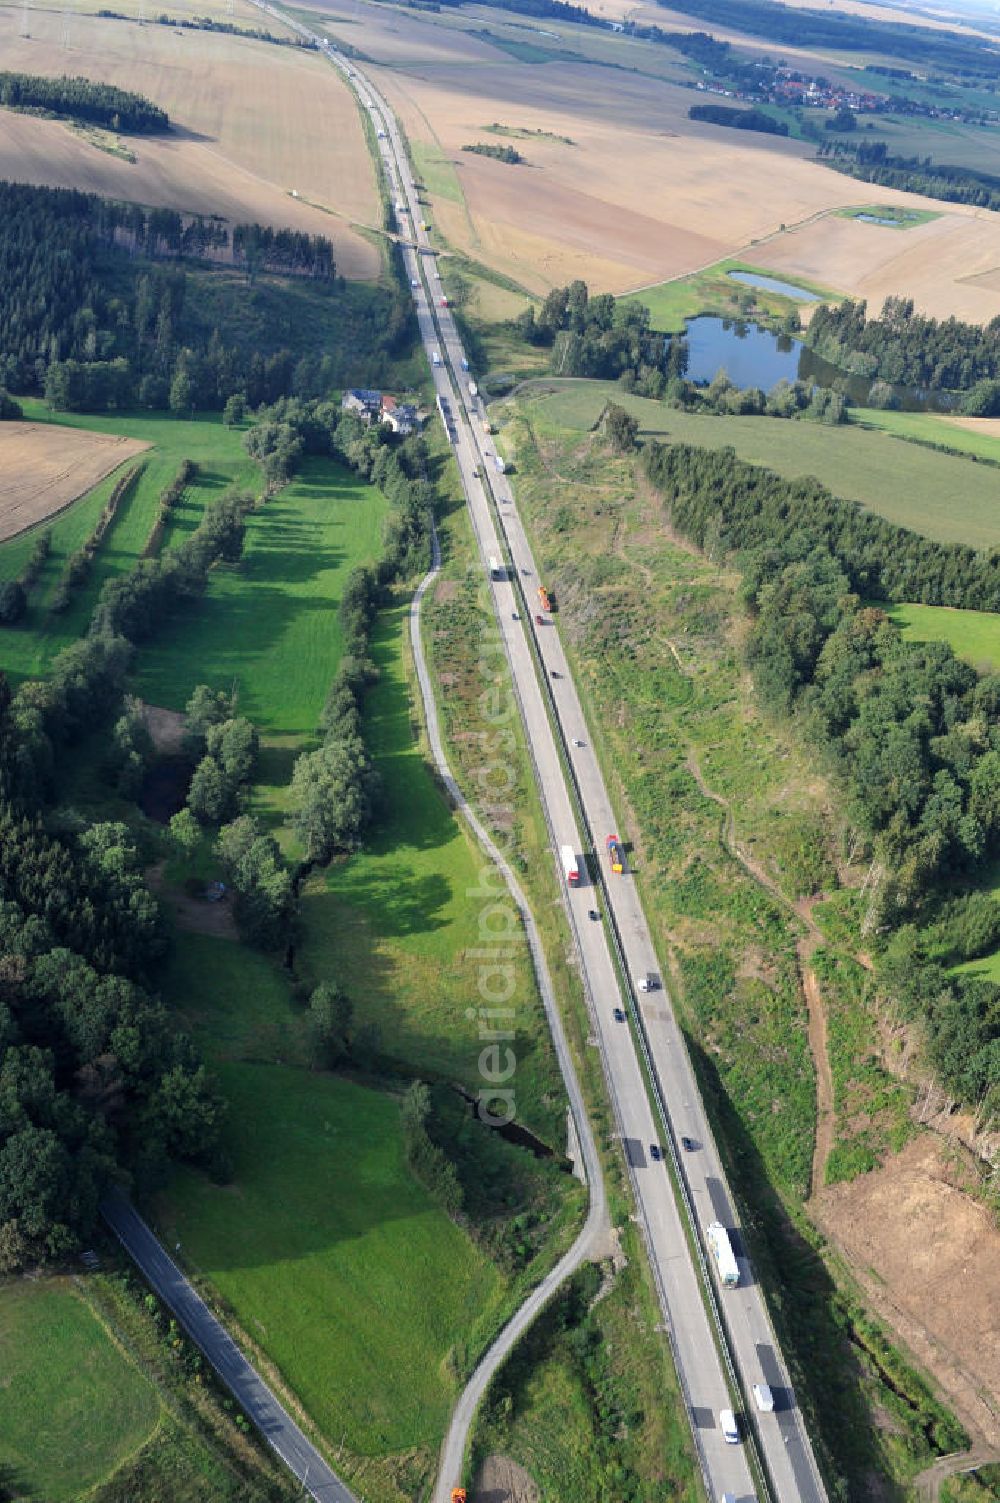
<box><xmin>624</xmin><ymin>258</ymin><xmax>841</xmax><ymax>334</ymax></box>
<box><xmin>496</xmin><ymin>387</ymin><xmax>969</xmax><ymax>1497</ymax></box>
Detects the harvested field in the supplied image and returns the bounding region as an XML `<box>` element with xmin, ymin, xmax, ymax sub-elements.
<box><xmin>300</xmin><ymin>0</ymin><xmax>984</xmax><ymax>302</ymax></box>
<box><xmin>376</xmin><ymin>55</ymin><xmax>900</xmax><ymax>294</ymax></box>
<box><xmin>0</xmin><ymin>422</ymin><xmax>149</xmax><ymax>543</ymax></box>
<box><xmin>813</xmin><ymin>1134</ymin><xmax>1000</xmax><ymax>1448</ymax></box>
<box><xmin>751</xmin><ymin>206</ymin><xmax>1000</xmax><ymax>323</ymax></box>
<box><xmin>0</xmin><ymin>7</ymin><xmax>379</xmax><ymax>279</ymax></box>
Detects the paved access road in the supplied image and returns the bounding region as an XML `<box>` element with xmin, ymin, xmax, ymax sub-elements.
<box><xmin>408</xmin><ymin>525</ymin><xmax>610</xmax><ymax>1503</ymax></box>
<box><xmin>342</xmin><ymin>57</ymin><xmax>829</xmax><ymax>1503</ymax></box>
<box><xmin>101</xmin><ymin>1191</ymin><xmax>355</xmax><ymax>1503</ymax></box>
<box><xmin>250</xmin><ymin>11</ymin><xmax>829</xmax><ymax>1499</ymax></box>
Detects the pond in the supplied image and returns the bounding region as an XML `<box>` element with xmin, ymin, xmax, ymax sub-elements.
<box><xmin>727</xmin><ymin>269</ymin><xmax>822</xmax><ymax>302</ymax></box>
<box><xmin>681</xmin><ymin>315</ymin><xmax>954</xmax><ymax>412</ymax></box>
<box><xmin>854</xmin><ymin>212</ymin><xmax>913</xmax><ymax>227</ymax></box>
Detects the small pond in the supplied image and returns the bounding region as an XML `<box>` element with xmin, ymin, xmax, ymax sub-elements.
<box><xmin>681</xmin><ymin>315</ymin><xmax>955</xmax><ymax>412</ymax></box>
<box><xmin>854</xmin><ymin>212</ymin><xmax>915</xmax><ymax>228</ymax></box>
<box><xmin>727</xmin><ymin>269</ymin><xmax>822</xmax><ymax>302</ymax></box>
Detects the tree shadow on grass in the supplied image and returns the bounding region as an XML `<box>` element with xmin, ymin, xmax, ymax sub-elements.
<box><xmin>329</xmin><ymin>862</ymin><xmax>453</xmax><ymax>939</ymax></box>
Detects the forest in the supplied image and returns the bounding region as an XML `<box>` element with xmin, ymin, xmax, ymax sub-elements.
<box><xmin>688</xmin><ymin>103</ymin><xmax>788</xmax><ymax>136</ymax></box>
<box><xmin>0</xmin><ymin>692</ymin><xmax>226</xmax><ymax>1271</ymax></box>
<box><xmin>0</xmin><ymin>475</ymin><xmax>273</xmax><ymax>1269</ymax></box>
<box><xmin>642</xmin><ymin>440</ymin><xmax>1000</xmax><ymax>1119</ymax></box>
<box><xmin>515</xmin><ymin>280</ymin><xmax>675</xmax><ymax>388</ymax></box>
<box><xmin>0</xmin><ymin>72</ymin><xmax>168</xmax><ymax>133</ymax></box>
<box><xmin>0</xmin><ymin>181</ymin><xmax>412</xmax><ymax>411</ymax></box>
<box><xmin>653</xmin><ymin>0</ymin><xmax>1000</xmax><ymax>76</ymax></box>
<box><xmin>819</xmin><ymin>139</ymin><xmax>1000</xmax><ymax>214</ymax></box>
<box><xmin>807</xmin><ymin>296</ymin><xmax>1000</xmax><ymax>391</ymax></box>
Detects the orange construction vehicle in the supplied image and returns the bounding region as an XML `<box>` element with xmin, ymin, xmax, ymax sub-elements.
<box><xmin>451</xmin><ymin>1491</ymin><xmax>467</xmax><ymax>1503</ymax></box>
<box><xmin>538</xmin><ymin>586</ymin><xmax>553</xmax><ymax>613</ymax></box>
<box><xmin>606</xmin><ymin>834</ymin><xmax>624</xmax><ymax>874</ymax></box>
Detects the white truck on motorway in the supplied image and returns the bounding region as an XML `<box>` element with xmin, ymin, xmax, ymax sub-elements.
<box><xmin>432</xmin><ymin>350</ymin><xmax>442</xmax><ymax>367</ymax></box>
<box><xmin>495</xmin><ymin>455</ymin><xmax>506</xmax><ymax>474</ymax></box>
<box><xmin>560</xmin><ymin>845</ymin><xmax>580</xmax><ymax>886</ymax></box>
<box><xmin>489</xmin><ymin>556</ymin><xmax>504</xmax><ymax>580</ymax></box>
<box><xmin>707</xmin><ymin>1222</ymin><xmax>740</xmax><ymax>1288</ymax></box>
<box><xmin>468</xmin><ymin>381</ymin><xmax>478</xmax><ymax>398</ymax></box>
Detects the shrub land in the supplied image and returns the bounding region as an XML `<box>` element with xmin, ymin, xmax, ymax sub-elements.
<box><xmin>502</xmin><ymin>395</ymin><xmax>967</xmax><ymax>1492</ymax></box>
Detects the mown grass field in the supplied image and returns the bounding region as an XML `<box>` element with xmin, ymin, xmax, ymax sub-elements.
<box><xmin>520</xmin><ymin>381</ymin><xmax>1000</xmax><ymax>547</ymax></box>
<box><xmin>137</xmin><ymin>455</ymin><xmax>386</xmax><ymax>734</ymax></box>
<box><xmin>855</xmin><ymin>406</ymin><xmax>1000</xmax><ymax>463</ymax></box>
<box><xmin>0</xmin><ymin>403</ymin><xmax>258</xmax><ymax>684</ymax></box>
<box><xmin>297</xmin><ymin>596</ymin><xmax>565</xmax><ymax>1145</ymax></box>
<box><xmin>158</xmin><ymin>1059</ymin><xmax>503</xmax><ymax>1465</ymax></box>
<box><xmin>0</xmin><ymin>1279</ymin><xmax>160</xmax><ymax>1502</ymax></box>
<box><xmin>626</xmin><ymin>258</ymin><xmax>839</xmax><ymax>334</ymax></box>
<box><xmin>131</xmin><ymin>426</ymin><xmax>572</xmax><ymax>1496</ymax></box>
<box><xmin>885</xmin><ymin>601</ymin><xmax>1000</xmax><ymax>673</ymax></box>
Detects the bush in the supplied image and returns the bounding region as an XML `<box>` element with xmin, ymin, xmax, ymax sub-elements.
<box><xmin>0</xmin><ymin>579</ymin><xmax>27</xmax><ymax>625</ymax></box>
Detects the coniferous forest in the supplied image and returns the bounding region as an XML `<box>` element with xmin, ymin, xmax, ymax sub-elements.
<box><xmin>0</xmin><ymin>71</ymin><xmax>169</xmax><ymax>133</ymax></box>
<box><xmin>0</xmin><ymin>181</ymin><xmax>413</xmax><ymax>411</ymax></box>
<box><xmin>643</xmin><ymin>440</ymin><xmax>1000</xmax><ymax>1120</ymax></box>
<box><xmin>807</xmin><ymin>296</ymin><xmax>1000</xmax><ymax>391</ymax></box>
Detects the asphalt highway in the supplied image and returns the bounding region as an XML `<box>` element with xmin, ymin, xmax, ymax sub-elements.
<box><xmin>343</xmin><ymin>56</ymin><xmax>830</xmax><ymax>1503</ymax></box>
<box><xmin>101</xmin><ymin>1191</ymin><xmax>354</xmax><ymax>1503</ymax></box>
<box><xmin>249</xmin><ymin>10</ymin><xmax>827</xmax><ymax>1498</ymax></box>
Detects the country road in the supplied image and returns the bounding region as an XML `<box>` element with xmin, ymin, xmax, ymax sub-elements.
<box><xmin>292</xmin><ymin>30</ymin><xmax>829</xmax><ymax>1503</ymax></box>
<box><xmin>407</xmin><ymin>523</ymin><xmax>610</xmax><ymax>1503</ymax></box>
<box><xmin>101</xmin><ymin>1191</ymin><xmax>355</xmax><ymax>1503</ymax></box>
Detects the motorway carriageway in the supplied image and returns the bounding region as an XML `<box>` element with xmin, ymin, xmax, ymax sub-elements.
<box><xmin>257</xmin><ymin>9</ymin><xmax>829</xmax><ymax>1500</ymax></box>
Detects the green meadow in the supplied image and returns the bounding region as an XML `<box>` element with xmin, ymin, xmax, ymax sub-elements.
<box><xmin>136</xmin><ymin>455</ymin><xmax>387</xmax><ymax>734</ymax></box>
<box><xmin>519</xmin><ymin>381</ymin><xmax>1000</xmax><ymax>547</ymax></box>
<box><xmin>886</xmin><ymin>601</ymin><xmax>1000</xmax><ymax>673</ymax></box>
<box><xmin>0</xmin><ymin>403</ymin><xmax>258</xmax><ymax>685</ymax></box>
<box><xmin>0</xmin><ymin>1279</ymin><xmax>159</xmax><ymax>1502</ymax></box>
<box><xmin>298</xmin><ymin>600</ymin><xmax>564</xmax><ymax>1145</ymax></box>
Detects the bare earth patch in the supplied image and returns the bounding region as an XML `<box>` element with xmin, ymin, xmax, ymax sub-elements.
<box><xmin>0</xmin><ymin>422</ymin><xmax>149</xmax><ymax>542</ymax></box>
<box><xmin>146</xmin><ymin>860</ymin><xmax>237</xmax><ymax>940</ymax></box>
<box><xmin>141</xmin><ymin>703</ymin><xmax>187</xmax><ymax>755</ymax></box>
<box><xmin>473</xmin><ymin>1455</ymin><xmax>540</xmax><ymax>1503</ymax></box>
<box><xmin>813</xmin><ymin>1134</ymin><xmax>1000</xmax><ymax>1447</ymax></box>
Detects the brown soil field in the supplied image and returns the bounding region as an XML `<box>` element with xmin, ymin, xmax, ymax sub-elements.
<box><xmin>305</xmin><ymin>0</ymin><xmax>995</xmax><ymax>307</ymax></box>
<box><xmin>0</xmin><ymin>422</ymin><xmax>149</xmax><ymax>543</ymax></box>
<box><xmin>751</xmin><ymin>206</ymin><xmax>1000</xmax><ymax>323</ymax></box>
<box><xmin>813</xmin><ymin>1134</ymin><xmax>1000</xmax><ymax>1447</ymax></box>
<box><xmin>371</xmin><ymin>52</ymin><xmax>901</xmax><ymax>294</ymax></box>
<box><xmin>0</xmin><ymin>7</ymin><xmax>379</xmax><ymax>279</ymax></box>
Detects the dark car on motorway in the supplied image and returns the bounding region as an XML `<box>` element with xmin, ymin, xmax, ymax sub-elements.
<box><xmin>650</xmin><ymin>1143</ymin><xmax>662</xmax><ymax>1162</ymax></box>
<box><xmin>613</xmin><ymin>1006</ymin><xmax>626</xmax><ymax>1022</ymax></box>
<box><xmin>681</xmin><ymin>1135</ymin><xmax>696</xmax><ymax>1152</ymax></box>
